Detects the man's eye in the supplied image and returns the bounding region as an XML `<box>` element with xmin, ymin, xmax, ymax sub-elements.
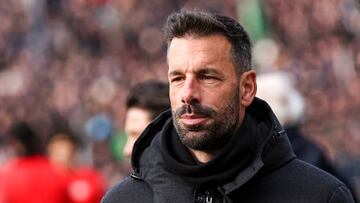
<box><xmin>200</xmin><ymin>75</ymin><xmax>215</xmax><ymax>80</ymax></box>
<box><xmin>171</xmin><ymin>77</ymin><xmax>184</xmax><ymax>83</ymax></box>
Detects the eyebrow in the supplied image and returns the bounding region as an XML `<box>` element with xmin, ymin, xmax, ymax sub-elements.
<box><xmin>168</xmin><ymin>67</ymin><xmax>223</xmax><ymax>78</ymax></box>
<box><xmin>196</xmin><ymin>68</ymin><xmax>222</xmax><ymax>76</ymax></box>
<box><xmin>168</xmin><ymin>70</ymin><xmax>183</xmax><ymax>78</ymax></box>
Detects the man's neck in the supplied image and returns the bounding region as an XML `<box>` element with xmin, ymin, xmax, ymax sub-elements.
<box><xmin>189</xmin><ymin>149</ymin><xmax>218</xmax><ymax>163</ymax></box>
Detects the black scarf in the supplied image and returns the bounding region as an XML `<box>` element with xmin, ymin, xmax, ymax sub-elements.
<box><xmin>161</xmin><ymin>114</ymin><xmax>262</xmax><ymax>187</ymax></box>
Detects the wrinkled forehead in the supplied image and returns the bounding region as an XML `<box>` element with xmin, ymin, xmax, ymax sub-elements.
<box><xmin>167</xmin><ymin>35</ymin><xmax>236</xmax><ymax>78</ymax></box>
<box><xmin>167</xmin><ymin>35</ymin><xmax>232</xmax><ymax>64</ymax></box>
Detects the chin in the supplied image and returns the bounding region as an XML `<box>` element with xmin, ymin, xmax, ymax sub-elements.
<box><xmin>180</xmin><ymin>130</ymin><xmax>211</xmax><ymax>148</ymax></box>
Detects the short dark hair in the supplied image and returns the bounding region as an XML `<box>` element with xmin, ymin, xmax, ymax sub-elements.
<box><xmin>163</xmin><ymin>10</ymin><xmax>252</xmax><ymax>74</ymax></box>
<box><xmin>47</xmin><ymin>111</ymin><xmax>82</xmax><ymax>148</ymax></box>
<box><xmin>8</xmin><ymin>121</ymin><xmax>43</xmax><ymax>156</ymax></box>
<box><xmin>126</xmin><ymin>80</ymin><xmax>170</xmax><ymax>120</ymax></box>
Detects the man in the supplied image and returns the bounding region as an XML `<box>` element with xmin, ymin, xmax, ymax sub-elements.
<box><xmin>103</xmin><ymin>10</ymin><xmax>354</xmax><ymax>202</ymax></box>
<box><xmin>123</xmin><ymin>80</ymin><xmax>169</xmax><ymax>159</ymax></box>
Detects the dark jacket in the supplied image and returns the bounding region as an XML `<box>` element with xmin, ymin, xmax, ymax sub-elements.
<box><xmin>287</xmin><ymin>126</ymin><xmax>358</xmax><ymax>202</ymax></box>
<box><xmin>103</xmin><ymin>98</ymin><xmax>354</xmax><ymax>203</ymax></box>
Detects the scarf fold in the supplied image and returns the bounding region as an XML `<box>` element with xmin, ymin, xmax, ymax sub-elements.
<box><xmin>161</xmin><ymin>114</ymin><xmax>263</xmax><ymax>187</ymax></box>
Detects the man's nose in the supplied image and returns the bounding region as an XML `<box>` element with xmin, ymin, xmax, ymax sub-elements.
<box><xmin>181</xmin><ymin>77</ymin><xmax>200</xmax><ymax>104</ymax></box>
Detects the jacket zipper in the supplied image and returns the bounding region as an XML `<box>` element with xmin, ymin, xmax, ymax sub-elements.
<box><xmin>130</xmin><ymin>173</ymin><xmax>142</xmax><ymax>180</ymax></box>
<box><xmin>205</xmin><ymin>191</ymin><xmax>213</xmax><ymax>203</ymax></box>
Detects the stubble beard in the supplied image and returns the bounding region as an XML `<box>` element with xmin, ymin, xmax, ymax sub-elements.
<box><xmin>172</xmin><ymin>88</ymin><xmax>240</xmax><ymax>152</ymax></box>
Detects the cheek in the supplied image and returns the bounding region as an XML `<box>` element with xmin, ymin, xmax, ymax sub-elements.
<box><xmin>169</xmin><ymin>89</ymin><xmax>181</xmax><ymax>108</ymax></box>
<box><xmin>126</xmin><ymin>137</ymin><xmax>137</xmax><ymax>148</ymax></box>
<box><xmin>210</xmin><ymin>88</ymin><xmax>238</xmax><ymax>109</ymax></box>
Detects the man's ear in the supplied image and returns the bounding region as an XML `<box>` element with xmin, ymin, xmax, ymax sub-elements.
<box><xmin>239</xmin><ymin>70</ymin><xmax>257</xmax><ymax>107</ymax></box>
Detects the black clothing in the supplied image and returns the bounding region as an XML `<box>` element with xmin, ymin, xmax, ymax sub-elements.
<box><xmin>287</xmin><ymin>126</ymin><xmax>337</xmax><ymax>172</ymax></box>
<box><xmin>287</xmin><ymin>126</ymin><xmax>358</xmax><ymax>202</ymax></box>
<box><xmin>161</xmin><ymin>113</ymin><xmax>262</xmax><ymax>187</ymax></box>
<box><xmin>103</xmin><ymin>98</ymin><xmax>354</xmax><ymax>203</ymax></box>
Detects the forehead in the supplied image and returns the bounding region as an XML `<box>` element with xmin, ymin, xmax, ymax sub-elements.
<box><xmin>167</xmin><ymin>34</ymin><xmax>232</xmax><ymax>70</ymax></box>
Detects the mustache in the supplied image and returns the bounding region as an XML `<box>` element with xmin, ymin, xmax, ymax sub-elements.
<box><xmin>174</xmin><ymin>103</ymin><xmax>217</xmax><ymax>118</ymax></box>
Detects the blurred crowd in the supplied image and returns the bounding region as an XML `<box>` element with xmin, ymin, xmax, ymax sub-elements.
<box><xmin>0</xmin><ymin>0</ymin><xmax>359</xmax><ymax>200</ymax></box>
<box><xmin>260</xmin><ymin>0</ymin><xmax>360</xmax><ymax>183</ymax></box>
<box><xmin>0</xmin><ymin>0</ymin><xmax>236</xmax><ymax>195</ymax></box>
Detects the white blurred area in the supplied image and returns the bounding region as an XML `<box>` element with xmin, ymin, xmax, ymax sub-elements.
<box><xmin>256</xmin><ymin>71</ymin><xmax>305</xmax><ymax>127</ymax></box>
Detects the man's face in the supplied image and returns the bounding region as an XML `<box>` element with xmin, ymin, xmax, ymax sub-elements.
<box><xmin>123</xmin><ymin>107</ymin><xmax>152</xmax><ymax>159</ymax></box>
<box><xmin>167</xmin><ymin>34</ymin><xmax>241</xmax><ymax>151</ymax></box>
<box><xmin>47</xmin><ymin>135</ymin><xmax>76</xmax><ymax>168</ymax></box>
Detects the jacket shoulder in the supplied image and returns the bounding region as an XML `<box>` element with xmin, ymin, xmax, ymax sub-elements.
<box><xmin>102</xmin><ymin>176</ymin><xmax>153</xmax><ymax>203</ymax></box>
<box><xmin>328</xmin><ymin>185</ymin><xmax>355</xmax><ymax>203</ymax></box>
<box><xmin>239</xmin><ymin>159</ymin><xmax>354</xmax><ymax>202</ymax></box>
<box><xmin>274</xmin><ymin>159</ymin><xmax>354</xmax><ymax>202</ymax></box>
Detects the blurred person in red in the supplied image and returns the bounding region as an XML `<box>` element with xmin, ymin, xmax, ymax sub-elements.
<box><xmin>47</xmin><ymin>119</ymin><xmax>107</xmax><ymax>203</ymax></box>
<box><xmin>0</xmin><ymin>135</ymin><xmax>8</xmax><ymax>203</ymax></box>
<box><xmin>0</xmin><ymin>121</ymin><xmax>68</xmax><ymax>203</ymax></box>
<box><xmin>122</xmin><ymin>80</ymin><xmax>170</xmax><ymax>161</ymax></box>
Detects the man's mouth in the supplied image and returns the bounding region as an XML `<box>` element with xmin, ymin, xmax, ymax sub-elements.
<box><xmin>180</xmin><ymin>114</ymin><xmax>209</xmax><ymax>126</ymax></box>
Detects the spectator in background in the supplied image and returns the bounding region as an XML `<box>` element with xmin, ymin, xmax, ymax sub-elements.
<box><xmin>122</xmin><ymin>80</ymin><xmax>170</xmax><ymax>160</ymax></box>
<box><xmin>0</xmin><ymin>122</ymin><xmax>68</xmax><ymax>203</ymax></box>
<box><xmin>47</xmin><ymin>119</ymin><xmax>107</xmax><ymax>203</ymax></box>
<box><xmin>47</xmin><ymin>128</ymin><xmax>79</xmax><ymax>171</ymax></box>
<box><xmin>257</xmin><ymin>71</ymin><xmax>358</xmax><ymax>202</ymax></box>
